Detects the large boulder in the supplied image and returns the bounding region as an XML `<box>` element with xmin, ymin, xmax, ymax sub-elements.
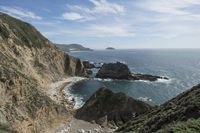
<box><xmin>83</xmin><ymin>61</ymin><xmax>95</xmax><ymax>69</ymax></box>
<box><xmin>75</xmin><ymin>87</ymin><xmax>152</xmax><ymax>127</ymax></box>
<box><xmin>96</xmin><ymin>62</ymin><xmax>132</xmax><ymax>80</ymax></box>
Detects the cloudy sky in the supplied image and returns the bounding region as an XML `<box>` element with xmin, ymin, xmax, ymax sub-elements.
<box><xmin>0</xmin><ymin>0</ymin><xmax>200</xmax><ymax>49</ymax></box>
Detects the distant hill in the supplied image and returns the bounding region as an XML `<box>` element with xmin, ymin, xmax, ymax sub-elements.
<box><xmin>106</xmin><ymin>47</ymin><xmax>115</xmax><ymax>50</ymax></box>
<box><xmin>56</xmin><ymin>44</ymin><xmax>93</xmax><ymax>52</ymax></box>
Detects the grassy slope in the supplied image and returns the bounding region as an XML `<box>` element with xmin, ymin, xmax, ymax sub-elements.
<box><xmin>117</xmin><ymin>84</ymin><xmax>200</xmax><ymax>133</ymax></box>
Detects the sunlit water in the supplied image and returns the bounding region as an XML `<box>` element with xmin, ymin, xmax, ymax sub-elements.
<box><xmin>68</xmin><ymin>49</ymin><xmax>200</xmax><ymax>107</ymax></box>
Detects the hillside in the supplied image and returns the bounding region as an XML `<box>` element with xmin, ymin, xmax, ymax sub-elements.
<box><xmin>55</xmin><ymin>44</ymin><xmax>93</xmax><ymax>52</ymax></box>
<box><xmin>0</xmin><ymin>12</ymin><xmax>86</xmax><ymax>133</ymax></box>
<box><xmin>117</xmin><ymin>84</ymin><xmax>200</xmax><ymax>133</ymax></box>
<box><xmin>75</xmin><ymin>87</ymin><xmax>152</xmax><ymax>127</ymax></box>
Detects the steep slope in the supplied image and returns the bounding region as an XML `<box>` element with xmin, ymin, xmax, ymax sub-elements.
<box><xmin>0</xmin><ymin>12</ymin><xmax>86</xmax><ymax>133</ymax></box>
<box><xmin>117</xmin><ymin>84</ymin><xmax>200</xmax><ymax>133</ymax></box>
<box><xmin>157</xmin><ymin>118</ymin><xmax>200</xmax><ymax>133</ymax></box>
<box><xmin>75</xmin><ymin>87</ymin><xmax>152</xmax><ymax>127</ymax></box>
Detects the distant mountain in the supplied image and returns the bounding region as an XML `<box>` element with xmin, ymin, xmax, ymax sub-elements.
<box><xmin>56</xmin><ymin>44</ymin><xmax>93</xmax><ymax>52</ymax></box>
<box><xmin>106</xmin><ymin>47</ymin><xmax>115</xmax><ymax>50</ymax></box>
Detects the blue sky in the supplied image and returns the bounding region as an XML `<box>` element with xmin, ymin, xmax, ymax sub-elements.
<box><xmin>0</xmin><ymin>0</ymin><xmax>200</xmax><ymax>49</ymax></box>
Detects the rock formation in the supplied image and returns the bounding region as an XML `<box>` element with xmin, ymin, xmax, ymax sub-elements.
<box><xmin>96</xmin><ymin>62</ymin><xmax>132</xmax><ymax>80</ymax></box>
<box><xmin>96</xmin><ymin>62</ymin><xmax>168</xmax><ymax>81</ymax></box>
<box><xmin>82</xmin><ymin>61</ymin><xmax>95</xmax><ymax>69</ymax></box>
<box><xmin>75</xmin><ymin>87</ymin><xmax>152</xmax><ymax>127</ymax></box>
<box><xmin>0</xmin><ymin>12</ymin><xmax>86</xmax><ymax>133</ymax></box>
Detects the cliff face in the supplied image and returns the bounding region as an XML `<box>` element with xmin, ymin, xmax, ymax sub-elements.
<box><xmin>0</xmin><ymin>13</ymin><xmax>86</xmax><ymax>133</ymax></box>
<box><xmin>117</xmin><ymin>84</ymin><xmax>200</xmax><ymax>133</ymax></box>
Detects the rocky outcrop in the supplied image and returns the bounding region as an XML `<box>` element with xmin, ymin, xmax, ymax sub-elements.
<box><xmin>75</xmin><ymin>87</ymin><xmax>152</xmax><ymax>127</ymax></box>
<box><xmin>82</xmin><ymin>61</ymin><xmax>96</xmax><ymax>76</ymax></box>
<box><xmin>0</xmin><ymin>12</ymin><xmax>86</xmax><ymax>133</ymax></box>
<box><xmin>96</xmin><ymin>62</ymin><xmax>132</xmax><ymax>80</ymax></box>
<box><xmin>96</xmin><ymin>62</ymin><xmax>168</xmax><ymax>81</ymax></box>
<box><xmin>131</xmin><ymin>74</ymin><xmax>168</xmax><ymax>81</ymax></box>
<box><xmin>117</xmin><ymin>84</ymin><xmax>200</xmax><ymax>133</ymax></box>
<box><xmin>83</xmin><ymin>61</ymin><xmax>95</xmax><ymax>69</ymax></box>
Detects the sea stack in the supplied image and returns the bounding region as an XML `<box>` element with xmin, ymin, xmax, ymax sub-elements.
<box><xmin>96</xmin><ymin>62</ymin><xmax>168</xmax><ymax>81</ymax></box>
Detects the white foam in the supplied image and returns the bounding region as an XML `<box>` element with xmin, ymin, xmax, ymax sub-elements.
<box><xmin>103</xmin><ymin>78</ymin><xmax>113</xmax><ymax>81</ymax></box>
<box><xmin>93</xmin><ymin>78</ymin><xmax>103</xmax><ymax>81</ymax></box>
<box><xmin>136</xmin><ymin>80</ymin><xmax>151</xmax><ymax>83</ymax></box>
<box><xmin>62</xmin><ymin>77</ymin><xmax>86</xmax><ymax>109</ymax></box>
<box><xmin>73</xmin><ymin>96</ymin><xmax>85</xmax><ymax>109</ymax></box>
<box><xmin>93</xmin><ymin>78</ymin><xmax>114</xmax><ymax>82</ymax></box>
<box><xmin>156</xmin><ymin>78</ymin><xmax>172</xmax><ymax>84</ymax></box>
<box><xmin>135</xmin><ymin>77</ymin><xmax>172</xmax><ymax>84</ymax></box>
<box><xmin>138</xmin><ymin>97</ymin><xmax>153</xmax><ymax>102</ymax></box>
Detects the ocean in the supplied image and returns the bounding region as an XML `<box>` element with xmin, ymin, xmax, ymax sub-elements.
<box><xmin>68</xmin><ymin>49</ymin><xmax>200</xmax><ymax>108</ymax></box>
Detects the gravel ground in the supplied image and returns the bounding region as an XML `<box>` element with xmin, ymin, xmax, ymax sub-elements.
<box><xmin>54</xmin><ymin>118</ymin><xmax>115</xmax><ymax>133</ymax></box>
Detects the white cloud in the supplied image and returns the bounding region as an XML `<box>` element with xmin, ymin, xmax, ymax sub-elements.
<box><xmin>37</xmin><ymin>0</ymin><xmax>200</xmax><ymax>44</ymax></box>
<box><xmin>66</xmin><ymin>0</ymin><xmax>124</xmax><ymax>21</ymax></box>
<box><xmin>43</xmin><ymin>30</ymin><xmax>74</xmax><ymax>37</ymax></box>
<box><xmin>140</xmin><ymin>0</ymin><xmax>200</xmax><ymax>16</ymax></box>
<box><xmin>126</xmin><ymin>0</ymin><xmax>200</xmax><ymax>39</ymax></box>
<box><xmin>68</xmin><ymin>0</ymin><xmax>124</xmax><ymax>14</ymax></box>
<box><xmin>62</xmin><ymin>12</ymin><xmax>94</xmax><ymax>21</ymax></box>
<box><xmin>88</xmin><ymin>24</ymin><xmax>134</xmax><ymax>37</ymax></box>
<box><xmin>62</xmin><ymin>12</ymin><xmax>84</xmax><ymax>20</ymax></box>
<box><xmin>88</xmin><ymin>0</ymin><xmax>124</xmax><ymax>14</ymax></box>
<box><xmin>0</xmin><ymin>6</ymin><xmax>42</xmax><ymax>20</ymax></box>
<box><xmin>42</xmin><ymin>23</ymin><xmax>134</xmax><ymax>38</ymax></box>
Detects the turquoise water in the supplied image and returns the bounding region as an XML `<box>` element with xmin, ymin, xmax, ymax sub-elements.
<box><xmin>68</xmin><ymin>49</ymin><xmax>200</xmax><ymax>106</ymax></box>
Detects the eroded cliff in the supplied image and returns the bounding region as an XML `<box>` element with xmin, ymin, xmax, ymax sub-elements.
<box><xmin>0</xmin><ymin>13</ymin><xmax>86</xmax><ymax>133</ymax></box>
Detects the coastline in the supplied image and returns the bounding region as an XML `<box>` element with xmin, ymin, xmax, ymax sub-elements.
<box><xmin>47</xmin><ymin>77</ymin><xmax>113</xmax><ymax>133</ymax></box>
<box><xmin>47</xmin><ymin>77</ymin><xmax>85</xmax><ymax>108</ymax></box>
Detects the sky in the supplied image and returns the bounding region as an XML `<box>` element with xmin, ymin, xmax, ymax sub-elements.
<box><xmin>0</xmin><ymin>0</ymin><xmax>200</xmax><ymax>49</ymax></box>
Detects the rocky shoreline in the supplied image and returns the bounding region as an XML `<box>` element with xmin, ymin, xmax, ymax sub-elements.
<box><xmin>47</xmin><ymin>78</ymin><xmax>114</xmax><ymax>133</ymax></box>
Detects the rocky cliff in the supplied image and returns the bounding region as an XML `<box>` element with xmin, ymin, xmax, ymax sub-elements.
<box><xmin>75</xmin><ymin>87</ymin><xmax>152</xmax><ymax>128</ymax></box>
<box><xmin>117</xmin><ymin>84</ymin><xmax>200</xmax><ymax>133</ymax></box>
<box><xmin>0</xmin><ymin>12</ymin><xmax>86</xmax><ymax>133</ymax></box>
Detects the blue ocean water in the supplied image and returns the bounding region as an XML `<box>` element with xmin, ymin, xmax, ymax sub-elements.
<box><xmin>68</xmin><ymin>49</ymin><xmax>200</xmax><ymax>106</ymax></box>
